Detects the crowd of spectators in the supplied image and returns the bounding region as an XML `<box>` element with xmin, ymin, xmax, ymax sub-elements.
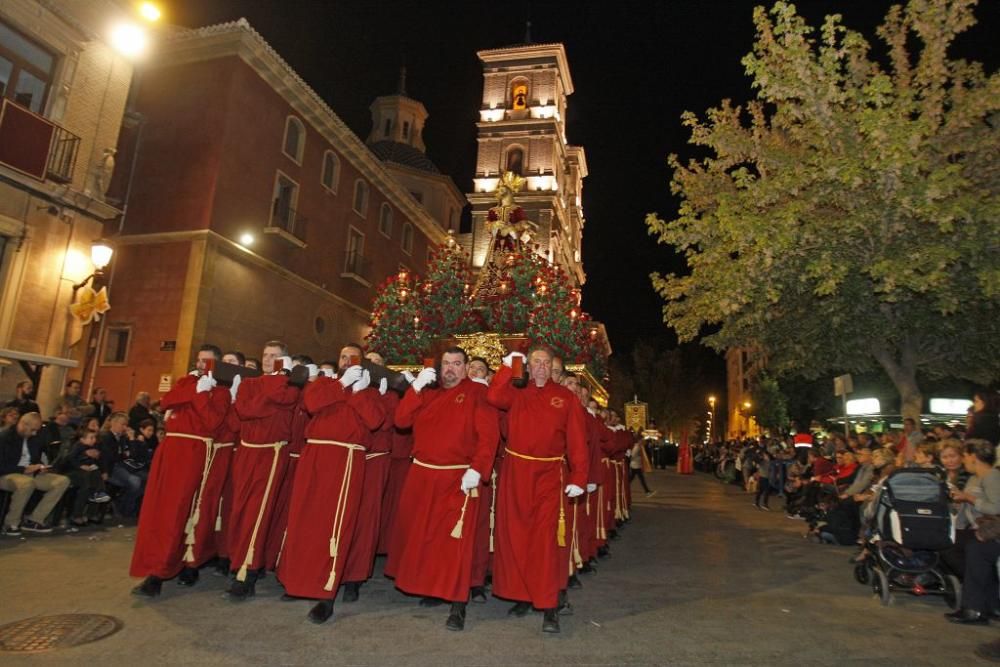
<box><xmin>693</xmin><ymin>390</ymin><xmax>1000</xmax><ymax>627</ymax></box>
<box><xmin>1</xmin><ymin>380</ymin><xmax>168</xmax><ymax>537</ymax></box>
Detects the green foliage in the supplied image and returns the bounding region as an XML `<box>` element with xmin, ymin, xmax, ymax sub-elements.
<box><xmin>751</xmin><ymin>373</ymin><xmax>789</xmax><ymax>433</ymax></box>
<box><xmin>647</xmin><ymin>0</ymin><xmax>1000</xmax><ymax>418</ymax></box>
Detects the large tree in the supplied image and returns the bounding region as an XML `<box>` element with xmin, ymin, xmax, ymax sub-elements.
<box><xmin>647</xmin><ymin>0</ymin><xmax>1000</xmax><ymax>420</ymax></box>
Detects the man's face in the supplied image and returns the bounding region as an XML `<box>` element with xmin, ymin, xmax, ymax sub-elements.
<box><xmin>841</xmin><ymin>451</ymin><xmax>856</xmax><ymax>466</ymax></box>
<box><xmin>528</xmin><ymin>350</ymin><xmax>552</xmax><ymax>385</ymax></box>
<box><xmin>19</xmin><ymin>382</ymin><xmax>33</xmax><ymax>398</ymax></box>
<box><xmin>468</xmin><ymin>360</ymin><xmax>488</xmax><ymax>380</ymax></box>
<box><xmin>339</xmin><ymin>347</ymin><xmax>362</xmax><ymax>372</ymax></box>
<box><xmin>138</xmin><ymin>393</ymin><xmax>150</xmax><ymax>407</ymax></box>
<box><xmin>857</xmin><ymin>448</ymin><xmax>872</xmax><ymax>464</ymax></box>
<box><xmin>196</xmin><ymin>350</ymin><xmax>217</xmax><ymax>373</ymax></box>
<box><xmin>94</xmin><ymin>388</ymin><xmax>107</xmax><ymax>402</ymax></box>
<box><xmin>903</xmin><ymin>420</ymin><xmax>915</xmax><ymax>434</ymax></box>
<box><xmin>17</xmin><ymin>415</ymin><xmax>41</xmax><ymax>438</ymax></box>
<box><xmin>262</xmin><ymin>345</ymin><xmax>284</xmax><ymax>374</ymax></box>
<box><xmin>551</xmin><ymin>358</ymin><xmax>564</xmax><ymax>383</ymax></box>
<box><xmin>66</xmin><ymin>382</ymin><xmax>80</xmax><ymax>397</ymax></box>
<box><xmin>222</xmin><ymin>353</ymin><xmax>241</xmax><ymax>366</ymax></box>
<box><xmin>562</xmin><ymin>376</ymin><xmax>580</xmax><ymax>394</ymax></box>
<box><xmin>440</xmin><ymin>352</ymin><xmax>467</xmax><ymax>389</ymax></box>
<box><xmin>365</xmin><ymin>352</ymin><xmax>385</xmax><ymax>367</ymax></box>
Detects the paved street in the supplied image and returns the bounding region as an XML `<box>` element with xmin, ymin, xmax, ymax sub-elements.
<box><xmin>0</xmin><ymin>471</ymin><xmax>993</xmax><ymax>665</ymax></box>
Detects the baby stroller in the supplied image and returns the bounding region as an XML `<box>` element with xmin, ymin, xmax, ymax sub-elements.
<box><xmin>853</xmin><ymin>468</ymin><xmax>960</xmax><ymax>609</ymax></box>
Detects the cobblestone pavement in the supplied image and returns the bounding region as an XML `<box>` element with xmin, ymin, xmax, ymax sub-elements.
<box><xmin>0</xmin><ymin>471</ymin><xmax>993</xmax><ymax>665</ymax></box>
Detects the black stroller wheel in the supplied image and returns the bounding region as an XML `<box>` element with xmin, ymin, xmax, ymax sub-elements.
<box><xmin>854</xmin><ymin>562</ymin><xmax>870</xmax><ymax>585</ymax></box>
<box><xmin>872</xmin><ymin>569</ymin><xmax>892</xmax><ymax>606</ymax></box>
<box><xmin>943</xmin><ymin>574</ymin><xmax>961</xmax><ymax>611</ymax></box>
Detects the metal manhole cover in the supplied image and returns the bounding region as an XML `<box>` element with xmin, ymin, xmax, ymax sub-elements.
<box><xmin>0</xmin><ymin>614</ymin><xmax>123</xmax><ymax>653</ymax></box>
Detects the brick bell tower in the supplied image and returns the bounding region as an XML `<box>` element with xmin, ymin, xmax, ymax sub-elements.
<box><xmin>463</xmin><ymin>42</ymin><xmax>587</xmax><ymax>287</ymax></box>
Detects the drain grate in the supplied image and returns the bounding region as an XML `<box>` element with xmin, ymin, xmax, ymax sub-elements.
<box><xmin>0</xmin><ymin>614</ymin><xmax>123</xmax><ymax>653</ymax></box>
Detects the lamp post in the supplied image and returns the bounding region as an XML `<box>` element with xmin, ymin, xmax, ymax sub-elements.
<box><xmin>707</xmin><ymin>395</ymin><xmax>716</xmax><ymax>442</ymax></box>
<box><xmin>742</xmin><ymin>400</ymin><xmax>753</xmax><ymax>436</ymax></box>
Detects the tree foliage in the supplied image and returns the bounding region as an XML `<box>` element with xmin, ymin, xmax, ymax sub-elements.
<box><xmin>647</xmin><ymin>0</ymin><xmax>1000</xmax><ymax>419</ymax></box>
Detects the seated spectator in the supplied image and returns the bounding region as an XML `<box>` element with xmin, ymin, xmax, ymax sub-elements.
<box><xmin>128</xmin><ymin>391</ymin><xmax>153</xmax><ymax>431</ymax></box>
<box><xmin>36</xmin><ymin>405</ymin><xmax>75</xmax><ymax>464</ymax></box>
<box><xmin>0</xmin><ymin>412</ymin><xmax>70</xmax><ymax>535</ymax></box>
<box><xmin>88</xmin><ymin>387</ymin><xmax>114</xmax><ymax>424</ymax></box>
<box><xmin>833</xmin><ymin>449</ymin><xmax>860</xmax><ymax>493</ymax></box>
<box><xmin>4</xmin><ymin>380</ymin><xmax>40</xmax><ymax>416</ymax></box>
<box><xmin>59</xmin><ymin>427</ymin><xmax>111</xmax><ymax>526</ymax></box>
<box><xmin>125</xmin><ymin>419</ymin><xmax>156</xmax><ymax>469</ymax></box>
<box><xmin>942</xmin><ymin>440</ymin><xmax>1000</xmax><ymax>579</ymax></box>
<box><xmin>1</xmin><ymin>406</ymin><xmax>20</xmax><ymax>430</ymax></box>
<box><xmin>939</xmin><ymin>439</ymin><xmax>971</xmax><ymax>493</ymax></box>
<box><xmin>98</xmin><ymin>412</ymin><xmax>145</xmax><ymax>517</ymax></box>
<box><xmin>840</xmin><ymin>446</ymin><xmax>874</xmax><ymax>501</ymax></box>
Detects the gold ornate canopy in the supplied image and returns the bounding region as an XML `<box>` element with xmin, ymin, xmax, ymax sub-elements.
<box><xmin>472</xmin><ymin>171</ymin><xmax>536</xmax><ymax>302</ymax></box>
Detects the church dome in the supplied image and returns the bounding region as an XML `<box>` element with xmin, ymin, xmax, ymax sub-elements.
<box><xmin>368</xmin><ymin>140</ymin><xmax>440</xmax><ymax>174</ymax></box>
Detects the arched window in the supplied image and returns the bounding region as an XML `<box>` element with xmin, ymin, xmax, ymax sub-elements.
<box><xmin>352</xmin><ymin>179</ymin><xmax>369</xmax><ymax>217</ymax></box>
<box><xmin>401</xmin><ymin>222</ymin><xmax>414</xmax><ymax>255</ymax></box>
<box><xmin>378</xmin><ymin>203</ymin><xmax>393</xmax><ymax>237</ymax></box>
<box><xmin>321</xmin><ymin>151</ymin><xmax>340</xmax><ymax>193</ymax></box>
<box><xmin>402</xmin><ymin>121</ymin><xmax>410</xmax><ymax>140</ymax></box>
<box><xmin>282</xmin><ymin>116</ymin><xmax>305</xmax><ymax>163</ymax></box>
<box><xmin>510</xmin><ymin>80</ymin><xmax>528</xmax><ymax>110</ymax></box>
<box><xmin>505</xmin><ymin>146</ymin><xmax>524</xmax><ymax>176</ymax></box>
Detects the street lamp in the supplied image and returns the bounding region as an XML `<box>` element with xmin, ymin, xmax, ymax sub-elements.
<box><xmin>73</xmin><ymin>239</ymin><xmax>114</xmax><ymax>293</ymax></box>
<box><xmin>707</xmin><ymin>395</ymin><xmax>716</xmax><ymax>442</ymax></box>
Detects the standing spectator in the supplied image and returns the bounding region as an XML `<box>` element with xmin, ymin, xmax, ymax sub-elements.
<box><xmin>943</xmin><ymin>440</ymin><xmax>1000</xmax><ymax>579</ymax></box>
<box><xmin>62</xmin><ymin>380</ymin><xmax>86</xmax><ymax>421</ymax></box>
<box><xmin>98</xmin><ymin>412</ymin><xmax>145</xmax><ymax>517</ymax></box>
<box><xmin>629</xmin><ymin>439</ymin><xmax>655</xmax><ymax>497</ymax></box>
<box><xmin>128</xmin><ymin>392</ymin><xmax>153</xmax><ymax>430</ymax></box>
<box><xmin>88</xmin><ymin>387</ymin><xmax>113</xmax><ymax>424</ymax></box>
<box><xmin>1</xmin><ymin>406</ymin><xmax>19</xmax><ymax>430</ymax></box>
<box><xmin>5</xmin><ymin>380</ymin><xmax>40</xmax><ymax>416</ymax></box>
<box><xmin>0</xmin><ymin>413</ymin><xmax>70</xmax><ymax>535</ymax></box>
<box><xmin>897</xmin><ymin>418</ymin><xmax>924</xmax><ymax>465</ymax></box>
<box><xmin>967</xmin><ymin>390</ymin><xmax>1000</xmax><ymax>446</ymax></box>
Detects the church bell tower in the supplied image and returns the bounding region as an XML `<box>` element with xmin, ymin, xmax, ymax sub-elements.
<box><xmin>464</xmin><ymin>43</ymin><xmax>587</xmax><ymax>286</ymax></box>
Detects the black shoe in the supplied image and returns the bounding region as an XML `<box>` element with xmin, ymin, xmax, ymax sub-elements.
<box><xmin>20</xmin><ymin>519</ymin><xmax>53</xmax><ymax>534</ymax></box>
<box><xmin>948</xmin><ymin>609</ymin><xmax>989</xmax><ymax>625</ymax></box>
<box><xmin>484</xmin><ymin>574</ymin><xmax>492</xmax><ymax>587</ymax></box>
<box><xmin>944</xmin><ymin>608</ymin><xmax>965</xmax><ymax>620</ymax></box>
<box><xmin>212</xmin><ymin>558</ymin><xmax>230</xmax><ymax>577</ymax></box>
<box><xmin>580</xmin><ymin>562</ymin><xmax>595</xmax><ymax>574</ymax></box>
<box><xmin>470</xmin><ymin>586</ymin><xmax>488</xmax><ymax>604</ymax></box>
<box><xmin>567</xmin><ymin>574</ymin><xmax>582</xmax><ymax>589</ymax></box>
<box><xmin>177</xmin><ymin>567</ymin><xmax>199</xmax><ymax>587</ymax></box>
<box><xmin>341</xmin><ymin>581</ymin><xmax>360</xmax><ymax>603</ymax></box>
<box><xmin>609</xmin><ymin>529</ymin><xmax>620</xmax><ymax>541</ymax></box>
<box><xmin>542</xmin><ymin>609</ymin><xmax>560</xmax><ymax>633</ymax></box>
<box><xmin>281</xmin><ymin>593</ymin><xmax>300</xmax><ymax>602</ymax></box>
<box><xmin>227</xmin><ymin>574</ymin><xmax>257</xmax><ymax>602</ymax></box>
<box><xmin>445</xmin><ymin>603</ymin><xmax>466</xmax><ymax>631</ymax></box>
<box><xmin>419</xmin><ymin>596</ymin><xmax>444</xmax><ymax>607</ymax></box>
<box><xmin>132</xmin><ymin>576</ymin><xmax>162</xmax><ymax>598</ymax></box>
<box><xmin>508</xmin><ymin>601</ymin><xmax>531</xmax><ymax>617</ymax></box>
<box><xmin>308</xmin><ymin>600</ymin><xmax>334</xmax><ymax>624</ymax></box>
<box><xmin>557</xmin><ymin>590</ymin><xmax>574</xmax><ymax>616</ymax></box>
<box><xmin>597</xmin><ymin>546</ymin><xmax>610</xmax><ymax>559</ymax></box>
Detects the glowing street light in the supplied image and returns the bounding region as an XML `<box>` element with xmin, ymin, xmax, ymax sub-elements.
<box><xmin>90</xmin><ymin>239</ymin><xmax>114</xmax><ymax>272</ymax></box>
<box><xmin>138</xmin><ymin>2</ymin><xmax>162</xmax><ymax>21</ymax></box>
<box><xmin>110</xmin><ymin>22</ymin><xmax>148</xmax><ymax>58</ymax></box>
<box><xmin>239</xmin><ymin>233</ymin><xmax>255</xmax><ymax>246</ymax></box>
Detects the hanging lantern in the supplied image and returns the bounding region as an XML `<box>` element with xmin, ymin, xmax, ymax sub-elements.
<box><xmin>398</xmin><ymin>269</ymin><xmax>409</xmax><ymax>283</ymax></box>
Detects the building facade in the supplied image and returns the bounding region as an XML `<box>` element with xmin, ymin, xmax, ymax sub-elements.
<box><xmin>726</xmin><ymin>347</ymin><xmax>762</xmax><ymax>438</ymax></box>
<box><xmin>459</xmin><ymin>43</ymin><xmax>587</xmax><ymax>286</ymax></box>
<box><xmin>0</xmin><ymin>0</ymin><xmax>137</xmax><ymax>415</ymax></box>
<box><xmin>91</xmin><ymin>19</ymin><xmax>448</xmax><ymax>402</ymax></box>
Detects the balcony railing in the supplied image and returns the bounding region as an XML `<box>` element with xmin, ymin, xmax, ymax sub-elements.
<box><xmin>265</xmin><ymin>199</ymin><xmax>308</xmax><ymax>246</ymax></box>
<box><xmin>0</xmin><ymin>99</ymin><xmax>80</xmax><ymax>183</ymax></box>
<box><xmin>342</xmin><ymin>250</ymin><xmax>371</xmax><ymax>283</ymax></box>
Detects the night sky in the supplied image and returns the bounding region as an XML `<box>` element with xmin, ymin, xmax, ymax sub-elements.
<box><xmin>168</xmin><ymin>0</ymin><xmax>998</xmax><ymax>366</ymax></box>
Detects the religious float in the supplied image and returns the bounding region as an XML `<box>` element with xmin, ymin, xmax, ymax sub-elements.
<box><xmin>367</xmin><ymin>172</ymin><xmax>610</xmax><ymax>403</ymax></box>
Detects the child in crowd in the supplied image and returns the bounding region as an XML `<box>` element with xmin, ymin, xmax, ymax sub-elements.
<box><xmin>64</xmin><ymin>428</ymin><xmax>112</xmax><ymax>525</ymax></box>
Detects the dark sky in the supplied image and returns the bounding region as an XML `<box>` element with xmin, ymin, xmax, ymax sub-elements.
<box><xmin>169</xmin><ymin>0</ymin><xmax>998</xmax><ymax>365</ymax></box>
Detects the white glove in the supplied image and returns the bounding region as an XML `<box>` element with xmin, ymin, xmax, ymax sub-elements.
<box><xmin>338</xmin><ymin>365</ymin><xmax>363</xmax><ymax>388</ymax></box>
<box><xmin>461</xmin><ymin>469</ymin><xmax>481</xmax><ymax>494</ymax></box>
<box><xmin>564</xmin><ymin>484</ymin><xmax>584</xmax><ymax>498</ymax></box>
<box><xmin>471</xmin><ymin>377</ymin><xmax>489</xmax><ymax>386</ymax></box>
<box><xmin>320</xmin><ymin>368</ymin><xmax>336</xmax><ymax>379</ymax></box>
<box><xmin>586</xmin><ymin>483</ymin><xmax>597</xmax><ymax>493</ymax></box>
<box><xmin>189</xmin><ymin>369</ymin><xmax>201</xmax><ymax>377</ymax></box>
<box><xmin>502</xmin><ymin>351</ymin><xmax>526</xmax><ymax>368</ymax></box>
<box><xmin>274</xmin><ymin>356</ymin><xmax>293</xmax><ymax>374</ymax></box>
<box><xmin>305</xmin><ymin>363</ymin><xmax>320</xmax><ymax>379</ymax></box>
<box><xmin>411</xmin><ymin>367</ymin><xmax>436</xmax><ymax>393</ymax></box>
<box><xmin>401</xmin><ymin>370</ymin><xmax>416</xmax><ymax>384</ymax></box>
<box><xmin>352</xmin><ymin>369</ymin><xmax>371</xmax><ymax>393</ymax></box>
<box><xmin>229</xmin><ymin>374</ymin><xmax>241</xmax><ymax>403</ymax></box>
<box><xmin>378</xmin><ymin>377</ymin><xmax>388</xmax><ymax>395</ymax></box>
<box><xmin>196</xmin><ymin>374</ymin><xmax>217</xmax><ymax>394</ymax></box>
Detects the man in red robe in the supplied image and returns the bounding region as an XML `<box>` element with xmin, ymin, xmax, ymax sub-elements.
<box><xmin>130</xmin><ymin>343</ymin><xmax>230</xmax><ymax>597</ymax></box>
<box><xmin>277</xmin><ymin>344</ymin><xmax>384</xmax><ymax>624</ymax></box>
<box><xmin>487</xmin><ymin>345</ymin><xmax>589</xmax><ymax>634</ymax></box>
<box><xmin>227</xmin><ymin>340</ymin><xmax>301</xmax><ymax>600</ymax></box>
<box><xmin>578</xmin><ymin>385</ymin><xmax>605</xmax><ymax>571</ymax></box>
<box><xmin>339</xmin><ymin>351</ymin><xmax>398</xmax><ymax>601</ymax></box>
<box><xmin>466</xmin><ymin>357</ymin><xmax>498</xmax><ymax>603</ymax></box>
<box><xmin>386</xmin><ymin>347</ymin><xmax>499</xmax><ymax>631</ymax></box>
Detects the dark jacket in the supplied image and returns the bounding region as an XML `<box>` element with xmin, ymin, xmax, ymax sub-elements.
<box><xmin>128</xmin><ymin>403</ymin><xmax>152</xmax><ymax>431</ymax></box>
<box><xmin>97</xmin><ymin>430</ymin><xmax>127</xmax><ymax>475</ymax></box>
<box><xmin>4</xmin><ymin>397</ymin><xmax>40</xmax><ymax>416</ymax></box>
<box><xmin>968</xmin><ymin>411</ymin><xmax>1000</xmax><ymax>446</ymax></box>
<box><xmin>89</xmin><ymin>401</ymin><xmax>113</xmax><ymax>425</ymax></box>
<box><xmin>0</xmin><ymin>426</ymin><xmax>46</xmax><ymax>475</ymax></box>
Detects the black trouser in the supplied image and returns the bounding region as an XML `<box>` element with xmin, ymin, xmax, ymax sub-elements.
<box><xmin>962</xmin><ymin>539</ymin><xmax>1000</xmax><ymax>613</ymax></box>
<box><xmin>942</xmin><ymin>528</ymin><xmax>977</xmax><ymax>579</ymax></box>
<box><xmin>629</xmin><ymin>468</ymin><xmax>651</xmax><ymax>493</ymax></box>
<box><xmin>64</xmin><ymin>468</ymin><xmax>105</xmax><ymax>519</ymax></box>
<box><xmin>754</xmin><ymin>479</ymin><xmax>772</xmax><ymax>507</ymax></box>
